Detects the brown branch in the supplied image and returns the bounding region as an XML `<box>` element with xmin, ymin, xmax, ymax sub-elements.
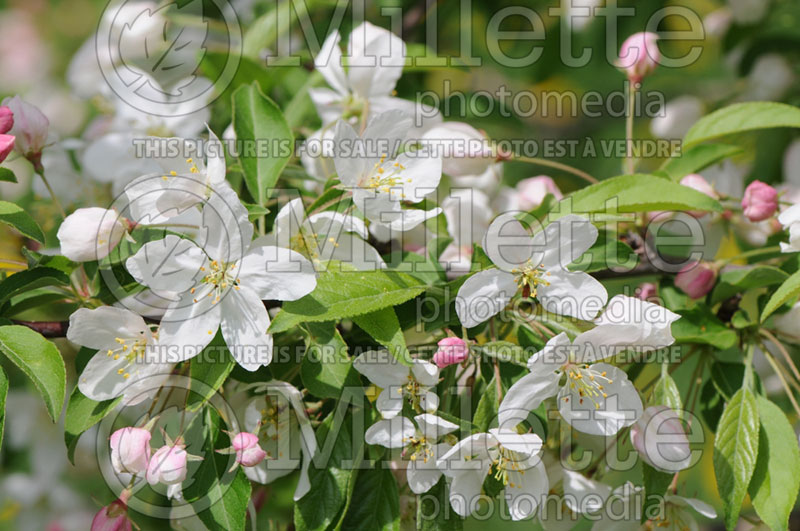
<box><xmin>12</xmin><ymin>320</ymin><xmax>68</xmax><ymax>337</ymax></box>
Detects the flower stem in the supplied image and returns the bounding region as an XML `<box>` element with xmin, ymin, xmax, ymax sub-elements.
<box><xmin>35</xmin><ymin>167</ymin><xmax>66</xmax><ymax>218</ymax></box>
<box><xmin>624</xmin><ymin>82</ymin><xmax>638</xmax><ymax>175</ymax></box>
<box><xmin>511</xmin><ymin>155</ymin><xmax>598</xmax><ymax>184</ymax></box>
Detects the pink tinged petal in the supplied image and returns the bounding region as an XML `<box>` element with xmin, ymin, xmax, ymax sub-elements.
<box><xmin>220</xmin><ymin>287</ymin><xmax>273</xmax><ymax>371</ymax></box>
<box><xmin>91</xmin><ymin>498</ymin><xmax>132</xmax><ymax>531</ymax></box>
<box><xmin>0</xmin><ymin>134</ymin><xmax>14</xmax><ymax>162</ymax></box>
<box><xmin>238</xmin><ymin>245</ymin><xmax>317</xmax><ymax>301</ymax></box>
<box><xmin>146</xmin><ymin>445</ymin><xmax>188</xmax><ymax>485</ymax></box>
<box><xmin>455</xmin><ymin>269</ymin><xmax>517</xmax><ymax>328</ymax></box>
<box><xmin>498</xmin><ymin>371</ymin><xmax>561</xmax><ymax>428</ymax></box>
<box><xmin>630</xmin><ymin>406</ymin><xmax>691</xmax><ymax>472</ymax></box>
<box><xmin>0</xmin><ymin>106</ymin><xmax>13</xmax><ymax>134</ymax></box>
<box><xmin>110</xmin><ymin>427</ymin><xmax>151</xmax><ymax>476</ymax></box>
<box><xmin>365</xmin><ymin>417</ymin><xmax>416</xmax><ymax>448</ymax></box>
<box><xmin>125</xmin><ymin>235</ymin><xmax>206</xmax><ymax>293</ymax></box>
<box><xmin>433</xmin><ymin>337</ymin><xmax>470</xmax><ymax>368</ymax></box>
<box><xmin>535</xmin><ymin>269</ymin><xmax>608</xmax><ymax>321</ymax></box>
<box><xmin>67</xmin><ymin>306</ymin><xmax>150</xmax><ymax>350</ymax></box>
<box><xmin>483</xmin><ymin>214</ymin><xmax>534</xmax><ymax>269</ymax></box>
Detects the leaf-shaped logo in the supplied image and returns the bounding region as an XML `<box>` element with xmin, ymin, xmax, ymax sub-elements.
<box><xmin>116</xmin><ymin>0</ymin><xmax>209</xmax><ymax>97</ymax></box>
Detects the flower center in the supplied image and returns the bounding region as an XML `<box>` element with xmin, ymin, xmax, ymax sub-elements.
<box><xmin>403</xmin><ymin>374</ymin><xmax>427</xmax><ymax>412</ymax></box>
<box><xmin>562</xmin><ymin>365</ymin><xmax>613</xmax><ymax>409</ymax></box>
<box><xmin>402</xmin><ymin>434</ymin><xmax>433</xmax><ymax>463</ymax></box>
<box><xmin>106</xmin><ymin>336</ymin><xmax>148</xmax><ymax>380</ymax></box>
<box><xmin>511</xmin><ymin>261</ymin><xmax>551</xmax><ymax>297</ymax></box>
<box><xmin>194</xmin><ymin>260</ymin><xmax>240</xmax><ymax>304</ymax></box>
<box><xmin>364</xmin><ymin>157</ymin><xmax>408</xmax><ymax>194</ymax></box>
<box><xmin>491</xmin><ymin>446</ymin><xmax>525</xmax><ymax>488</ymax></box>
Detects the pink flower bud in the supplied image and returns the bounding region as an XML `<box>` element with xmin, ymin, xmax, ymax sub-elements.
<box><xmin>679</xmin><ymin>174</ymin><xmax>718</xmax><ymax>217</ymax></box>
<box><xmin>91</xmin><ymin>497</ymin><xmax>132</xmax><ymax>531</ymax></box>
<box><xmin>231</xmin><ymin>432</ymin><xmax>267</xmax><ymax>467</ymax></box>
<box><xmin>630</xmin><ymin>406</ymin><xmax>691</xmax><ymax>472</ymax></box>
<box><xmin>0</xmin><ymin>134</ymin><xmax>14</xmax><ymax>163</ymax></box>
<box><xmin>433</xmin><ymin>337</ymin><xmax>469</xmax><ymax>368</ymax></box>
<box><xmin>516</xmin><ymin>175</ymin><xmax>563</xmax><ymax>211</ymax></box>
<box><xmin>1</xmin><ymin>96</ymin><xmax>48</xmax><ymax>159</ymax></box>
<box><xmin>0</xmin><ymin>106</ymin><xmax>13</xmax><ymax>134</ymax></box>
<box><xmin>146</xmin><ymin>444</ymin><xmax>188</xmax><ymax>486</ymax></box>
<box><xmin>618</xmin><ymin>32</ymin><xmax>660</xmax><ymax>83</ymax></box>
<box><xmin>742</xmin><ymin>180</ymin><xmax>778</xmax><ymax>222</ymax></box>
<box><xmin>675</xmin><ymin>261</ymin><xmax>717</xmax><ymax>299</ymax></box>
<box><xmin>637</xmin><ymin>282</ymin><xmax>657</xmax><ymax>302</ymax></box>
<box><xmin>110</xmin><ymin>427</ymin><xmax>151</xmax><ymax>476</ymax></box>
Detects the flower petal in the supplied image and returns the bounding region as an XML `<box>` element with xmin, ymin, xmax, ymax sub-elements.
<box><xmin>536</xmin><ymin>269</ymin><xmax>608</xmax><ymax>322</ymax></box>
<box><xmin>483</xmin><ymin>214</ymin><xmax>533</xmax><ymax>270</ymax></box>
<box><xmin>125</xmin><ymin>234</ymin><xmax>206</xmax><ymax>293</ymax></box>
<box><xmin>238</xmin><ymin>245</ymin><xmax>317</xmax><ymax>301</ymax></box>
<box><xmin>498</xmin><ymin>371</ymin><xmax>561</xmax><ymax>428</ymax></box>
<box><xmin>220</xmin><ymin>288</ymin><xmax>273</xmax><ymax>371</ymax></box>
<box><xmin>364</xmin><ymin>417</ymin><xmax>415</xmax><ymax>448</ymax></box>
<box><xmin>455</xmin><ymin>269</ymin><xmax>517</xmax><ymax>328</ymax></box>
<box><xmin>67</xmin><ymin>306</ymin><xmax>150</xmax><ymax>350</ymax></box>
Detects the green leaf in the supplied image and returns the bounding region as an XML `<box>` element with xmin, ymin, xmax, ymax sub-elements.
<box><xmin>0</xmin><ymin>325</ymin><xmax>65</xmax><ymax>421</ymax></box>
<box><xmin>0</xmin><ymin>200</ymin><xmax>45</xmax><ymax>243</ymax></box>
<box><xmin>0</xmin><ymin>168</ymin><xmax>17</xmax><ymax>183</ymax></box>
<box><xmin>568</xmin><ymin>230</ymin><xmax>638</xmax><ymax>273</ymax></box>
<box><xmin>341</xmin><ymin>467</ymin><xmax>400</xmax><ymax>531</ymax></box>
<box><xmin>556</xmin><ymin>174</ymin><xmax>723</xmax><ymax>216</ymax></box>
<box><xmin>711</xmin><ymin>265</ymin><xmax>789</xmax><ymax>305</ymax></box>
<box><xmin>295</xmin><ymin>409</ymin><xmax>364</xmax><ymax>531</ymax></box>
<box><xmin>671</xmin><ymin>307</ymin><xmax>737</xmax><ymax>350</ymax></box>
<box><xmin>660</xmin><ymin>143</ymin><xmax>741</xmax><ymax>180</ymax></box>
<box><xmin>417</xmin><ymin>477</ymin><xmax>463</xmax><ymax>530</ymax></box>
<box><xmin>187</xmin><ymin>335</ymin><xmax>236</xmax><ymax>412</ymax></box>
<box><xmin>641</xmin><ymin>463</ymin><xmax>673</xmax><ymax>523</ymax></box>
<box><xmin>301</xmin><ymin>322</ymin><xmax>361</xmax><ymax>398</ymax></box>
<box><xmin>0</xmin><ymin>267</ymin><xmax>70</xmax><ymax>306</ymax></box>
<box><xmin>684</xmin><ymin>102</ymin><xmax>800</xmax><ymax>148</ymax></box>
<box><xmin>714</xmin><ymin>387</ymin><xmax>759</xmax><ymax>530</ymax></box>
<box><xmin>352</xmin><ymin>308</ymin><xmax>412</xmax><ymax>365</ymax></box>
<box><xmin>232</xmin><ymin>82</ymin><xmax>293</xmax><ymax>205</ymax></box>
<box><xmin>761</xmin><ymin>269</ymin><xmax>800</xmax><ymax>322</ymax></box>
<box><xmin>64</xmin><ymin>386</ymin><xmax>120</xmax><ymax>463</ymax></box>
<box><xmin>0</xmin><ymin>366</ymin><xmax>7</xmax><ymax>449</ymax></box>
<box><xmin>749</xmin><ymin>396</ymin><xmax>800</xmax><ymax>531</ymax></box>
<box><xmin>650</xmin><ymin>368</ymin><xmax>682</xmax><ymax>413</ymax></box>
<box><xmin>269</xmin><ymin>271</ymin><xmax>426</xmax><ymax>333</ymax></box>
<box><xmin>474</xmin><ymin>376</ymin><xmax>500</xmax><ymax>432</ymax></box>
